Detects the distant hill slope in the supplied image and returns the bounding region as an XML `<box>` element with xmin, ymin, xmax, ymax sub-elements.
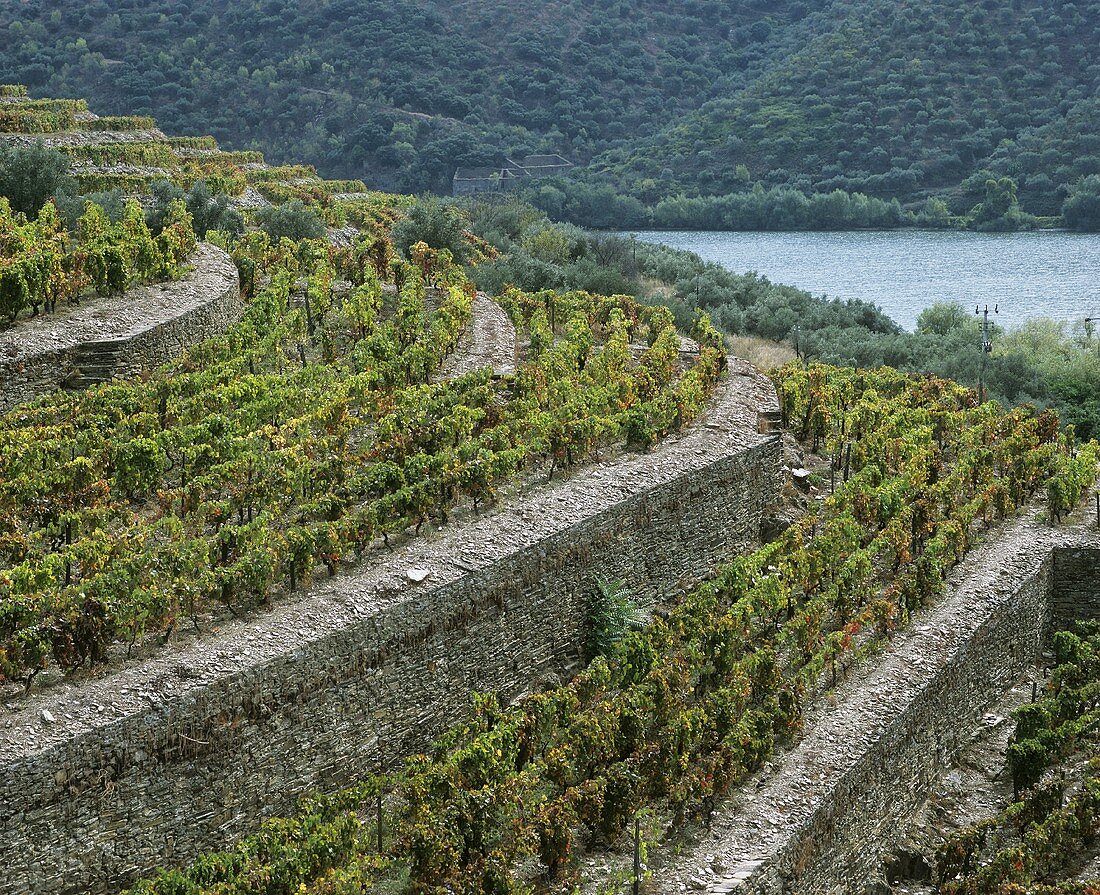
<box><xmin>0</xmin><ymin>0</ymin><xmax>826</xmax><ymax>193</ymax></box>
<box><xmin>592</xmin><ymin>0</ymin><xmax>1100</xmax><ymax>216</ymax></box>
<box><xmin>0</xmin><ymin>0</ymin><xmax>1097</xmax><ymax>216</ymax></box>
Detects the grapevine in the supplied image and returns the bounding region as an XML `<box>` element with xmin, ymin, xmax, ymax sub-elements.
<box><xmin>123</xmin><ymin>363</ymin><xmax>1099</xmax><ymax>895</ymax></box>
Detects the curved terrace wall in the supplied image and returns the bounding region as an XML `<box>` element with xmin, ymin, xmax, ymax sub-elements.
<box><xmin>0</xmin><ymin>243</ymin><xmax>240</xmax><ymax>413</ymax></box>
<box><xmin>0</xmin><ymin>359</ymin><xmax>784</xmax><ymax>895</ymax></box>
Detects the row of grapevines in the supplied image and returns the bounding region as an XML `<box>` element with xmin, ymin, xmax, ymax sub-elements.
<box><xmin>937</xmin><ymin>622</ymin><xmax>1100</xmax><ymax>894</ymax></box>
<box><xmin>1</xmin><ymin>229</ymin><xmax>721</xmax><ymax>689</ymax></box>
<box><xmin>0</xmin><ymin>99</ymin><xmax>83</xmax><ymax>133</ymax></box>
<box><xmin>247</xmin><ymin>164</ymin><xmax>318</xmax><ymax>183</ymax></box>
<box><xmin>126</xmin><ymin>364</ymin><xmax>1098</xmax><ymax>895</ymax></box>
<box><xmin>166</xmin><ymin>135</ymin><xmax>218</xmax><ymax>150</ymax></box>
<box><xmin>65</xmin><ymin>141</ymin><xmax>178</xmax><ymax>167</ymax></box>
<box><xmin>1049</xmin><ymin>442</ymin><xmax>1100</xmax><ymax>522</ymax></box>
<box><xmin>83</xmin><ymin>115</ymin><xmax>157</xmax><ymax>132</ymax></box>
<box><xmin>0</xmin><ymin>196</ymin><xmax>196</xmax><ymax>321</ymax></box>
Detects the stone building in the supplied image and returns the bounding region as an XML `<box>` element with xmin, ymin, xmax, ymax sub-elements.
<box><xmin>452</xmin><ymin>154</ymin><xmax>573</xmax><ymax>195</ymax></box>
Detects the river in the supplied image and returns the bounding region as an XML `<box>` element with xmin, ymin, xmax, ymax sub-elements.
<box><xmin>632</xmin><ymin>229</ymin><xmax>1100</xmax><ymax>332</ymax></box>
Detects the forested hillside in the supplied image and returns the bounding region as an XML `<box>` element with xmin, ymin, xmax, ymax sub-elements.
<box><xmin>0</xmin><ymin>0</ymin><xmax>825</xmax><ymax>195</ymax></box>
<box><xmin>595</xmin><ymin>0</ymin><xmax>1100</xmax><ymax>218</ymax></box>
<box><xmin>3</xmin><ymin>0</ymin><xmax>1098</xmax><ymax>225</ymax></box>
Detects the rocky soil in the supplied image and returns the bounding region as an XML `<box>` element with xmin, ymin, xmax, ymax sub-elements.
<box><xmin>433</xmin><ymin>292</ymin><xmax>518</xmax><ymax>380</ymax></box>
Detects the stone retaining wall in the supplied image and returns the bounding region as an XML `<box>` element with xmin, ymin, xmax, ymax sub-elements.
<box><xmin>1052</xmin><ymin>545</ymin><xmax>1100</xmax><ymax>623</ymax></box>
<box><xmin>754</xmin><ymin>553</ymin><xmax>1055</xmax><ymax>893</ymax></box>
<box><xmin>0</xmin><ymin>362</ymin><xmax>783</xmax><ymax>895</ymax></box>
<box><xmin>0</xmin><ymin>243</ymin><xmax>240</xmax><ymax>413</ymax></box>
<box><xmin>660</xmin><ymin>514</ymin><xmax>1100</xmax><ymax>895</ymax></box>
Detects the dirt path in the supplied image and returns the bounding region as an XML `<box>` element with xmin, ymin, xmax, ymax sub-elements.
<box><xmin>434</xmin><ymin>291</ymin><xmax>517</xmax><ymax>380</ymax></box>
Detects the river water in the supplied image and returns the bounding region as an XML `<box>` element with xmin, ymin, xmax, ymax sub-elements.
<box><xmin>633</xmin><ymin>229</ymin><xmax>1100</xmax><ymax>332</ymax></box>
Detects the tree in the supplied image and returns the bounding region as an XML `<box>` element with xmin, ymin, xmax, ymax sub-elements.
<box><xmin>144</xmin><ymin>179</ymin><xmax>186</xmax><ymax>232</ymax></box>
<box><xmin>1062</xmin><ymin>175</ymin><xmax>1100</xmax><ymax>232</ymax></box>
<box><xmin>391</xmin><ymin>197</ymin><xmax>469</xmax><ymax>264</ymax></box>
<box><xmin>55</xmin><ymin>187</ymin><xmax>124</xmax><ymax>231</ymax></box>
<box><xmin>968</xmin><ymin>176</ymin><xmax>1034</xmax><ymax>231</ymax></box>
<box><xmin>254</xmin><ymin>199</ymin><xmax>325</xmax><ymax>241</ymax></box>
<box><xmin>185</xmin><ymin>179</ymin><xmax>244</xmax><ymax>238</ymax></box>
<box><xmin>0</xmin><ymin>141</ymin><xmax>72</xmax><ymax>216</ymax></box>
<box><xmin>915</xmin><ymin>302</ymin><xmax>970</xmax><ymax>336</ymax></box>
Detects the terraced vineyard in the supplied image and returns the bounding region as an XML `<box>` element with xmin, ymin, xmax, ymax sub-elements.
<box><xmin>0</xmin><ymin>226</ymin><xmax>724</xmax><ymax>691</ymax></box>
<box><xmin>3</xmin><ymin>86</ymin><xmax>1099</xmax><ymax>895</ymax></box>
<box><xmin>937</xmin><ymin>621</ymin><xmax>1100</xmax><ymax>894</ymax></box>
<box><xmin>118</xmin><ymin>364</ymin><xmax>1098</xmax><ymax>895</ymax></box>
<box><xmin>0</xmin><ymin>86</ymin><xmax>727</xmax><ymax>692</ymax></box>
<box><xmin>0</xmin><ymin>84</ymin><xmax>375</xmax><ymax>210</ymax></box>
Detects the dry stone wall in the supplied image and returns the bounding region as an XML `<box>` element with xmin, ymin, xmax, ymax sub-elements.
<box><xmin>0</xmin><ymin>360</ymin><xmax>783</xmax><ymax>895</ymax></box>
<box><xmin>0</xmin><ymin>243</ymin><xmax>240</xmax><ymax>413</ymax></box>
<box><xmin>653</xmin><ymin>512</ymin><xmax>1100</xmax><ymax>895</ymax></box>
<box><xmin>1052</xmin><ymin>544</ymin><xmax>1100</xmax><ymax>623</ymax></box>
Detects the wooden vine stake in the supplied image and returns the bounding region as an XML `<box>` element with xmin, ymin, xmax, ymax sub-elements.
<box><xmin>376</xmin><ymin>789</ymin><xmax>384</xmax><ymax>853</ymax></box>
<box><xmin>633</xmin><ymin>816</ymin><xmax>641</xmax><ymax>895</ymax></box>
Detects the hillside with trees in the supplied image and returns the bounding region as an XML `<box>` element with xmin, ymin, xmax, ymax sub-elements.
<box><xmin>0</xmin><ymin>0</ymin><xmax>826</xmax><ymax>196</ymax></box>
<box><xmin>2</xmin><ymin>0</ymin><xmax>1099</xmax><ymax>227</ymax></box>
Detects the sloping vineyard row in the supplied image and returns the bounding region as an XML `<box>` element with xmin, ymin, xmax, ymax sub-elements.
<box><xmin>124</xmin><ymin>364</ymin><xmax>1099</xmax><ymax>895</ymax></box>
<box><xmin>0</xmin><ymin>196</ymin><xmax>196</xmax><ymax>321</ymax></box>
<box><xmin>0</xmin><ymin>227</ymin><xmax>723</xmax><ymax>689</ymax></box>
<box><xmin>937</xmin><ymin>621</ymin><xmax>1100</xmax><ymax>895</ymax></box>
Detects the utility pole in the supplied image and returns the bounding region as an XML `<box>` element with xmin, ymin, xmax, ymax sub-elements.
<box><xmin>976</xmin><ymin>303</ymin><xmax>998</xmax><ymax>403</ymax></box>
<box><xmin>1086</xmin><ymin>316</ymin><xmax>1098</xmax><ymax>360</ymax></box>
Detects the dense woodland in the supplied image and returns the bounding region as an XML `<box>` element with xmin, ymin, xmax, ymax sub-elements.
<box><xmin>3</xmin><ymin>0</ymin><xmax>1100</xmax><ymax>228</ymax></box>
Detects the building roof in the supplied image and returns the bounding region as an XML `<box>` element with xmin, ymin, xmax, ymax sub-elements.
<box><xmin>518</xmin><ymin>154</ymin><xmax>573</xmax><ymax>168</ymax></box>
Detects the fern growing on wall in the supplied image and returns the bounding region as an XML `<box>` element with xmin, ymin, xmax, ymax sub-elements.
<box><xmin>587</xmin><ymin>576</ymin><xmax>653</xmax><ymax>660</ymax></box>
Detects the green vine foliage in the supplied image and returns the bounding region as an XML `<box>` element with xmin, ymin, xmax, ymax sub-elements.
<box><xmin>128</xmin><ymin>363</ymin><xmax>1099</xmax><ymax>895</ymax></box>
<box><xmin>0</xmin><ymin>226</ymin><xmax>720</xmax><ymax>690</ymax></box>
<box><xmin>938</xmin><ymin>622</ymin><xmax>1100</xmax><ymax>895</ymax></box>
<box><xmin>0</xmin><ymin>193</ymin><xmax>196</xmax><ymax>323</ymax></box>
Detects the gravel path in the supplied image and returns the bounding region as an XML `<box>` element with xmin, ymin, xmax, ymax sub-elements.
<box><xmin>434</xmin><ymin>291</ymin><xmax>517</xmax><ymax>380</ymax></box>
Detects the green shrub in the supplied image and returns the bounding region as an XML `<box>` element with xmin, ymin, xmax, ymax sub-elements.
<box><xmin>254</xmin><ymin>199</ymin><xmax>325</xmax><ymax>241</ymax></box>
